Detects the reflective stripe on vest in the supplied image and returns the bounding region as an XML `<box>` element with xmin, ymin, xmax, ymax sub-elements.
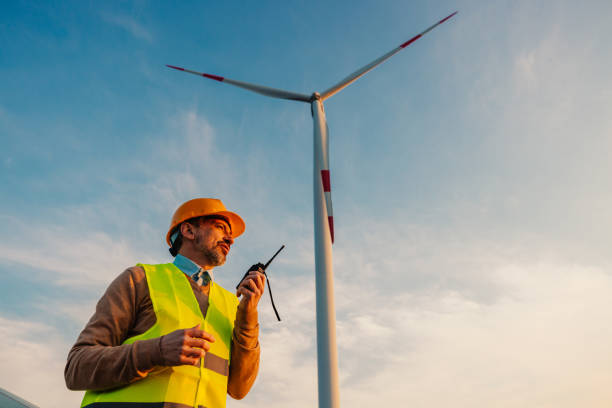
<box><xmin>81</xmin><ymin>263</ymin><xmax>239</xmax><ymax>408</ymax></box>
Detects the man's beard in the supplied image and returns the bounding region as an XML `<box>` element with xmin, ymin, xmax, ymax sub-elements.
<box><xmin>195</xmin><ymin>234</ymin><xmax>225</xmax><ymax>266</ymax></box>
<box><xmin>203</xmin><ymin>247</ymin><xmax>224</xmax><ymax>266</ymax></box>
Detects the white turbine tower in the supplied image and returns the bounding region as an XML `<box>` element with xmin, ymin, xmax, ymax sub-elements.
<box><xmin>168</xmin><ymin>11</ymin><xmax>457</xmax><ymax>408</ymax></box>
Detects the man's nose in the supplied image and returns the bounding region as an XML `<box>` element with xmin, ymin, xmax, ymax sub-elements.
<box><xmin>224</xmin><ymin>235</ymin><xmax>234</xmax><ymax>246</ymax></box>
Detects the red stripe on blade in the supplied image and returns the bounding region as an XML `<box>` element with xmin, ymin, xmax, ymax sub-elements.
<box><xmin>321</xmin><ymin>170</ymin><xmax>331</xmax><ymax>192</ymax></box>
<box><xmin>203</xmin><ymin>73</ymin><xmax>224</xmax><ymax>82</ymax></box>
<box><xmin>166</xmin><ymin>65</ymin><xmax>185</xmax><ymax>71</ymax></box>
<box><xmin>438</xmin><ymin>11</ymin><xmax>458</xmax><ymax>25</ymax></box>
<box><xmin>328</xmin><ymin>216</ymin><xmax>334</xmax><ymax>244</ymax></box>
<box><xmin>400</xmin><ymin>34</ymin><xmax>422</xmax><ymax>48</ymax></box>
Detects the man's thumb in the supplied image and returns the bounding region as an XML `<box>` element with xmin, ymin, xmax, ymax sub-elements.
<box><xmin>186</xmin><ymin>323</ymin><xmax>200</xmax><ymax>334</ymax></box>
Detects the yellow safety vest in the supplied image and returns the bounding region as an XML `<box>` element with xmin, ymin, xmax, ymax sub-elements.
<box><xmin>81</xmin><ymin>263</ymin><xmax>239</xmax><ymax>408</ymax></box>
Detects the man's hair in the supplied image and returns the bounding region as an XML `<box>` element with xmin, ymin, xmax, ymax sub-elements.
<box><xmin>168</xmin><ymin>215</ymin><xmax>231</xmax><ymax>257</ymax></box>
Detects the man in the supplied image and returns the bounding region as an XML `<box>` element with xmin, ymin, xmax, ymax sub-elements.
<box><xmin>65</xmin><ymin>198</ymin><xmax>266</xmax><ymax>408</ymax></box>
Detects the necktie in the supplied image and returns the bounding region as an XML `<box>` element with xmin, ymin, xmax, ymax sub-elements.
<box><xmin>192</xmin><ymin>269</ymin><xmax>211</xmax><ymax>286</ymax></box>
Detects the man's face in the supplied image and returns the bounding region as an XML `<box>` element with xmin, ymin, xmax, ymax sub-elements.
<box><xmin>192</xmin><ymin>217</ymin><xmax>234</xmax><ymax>267</ymax></box>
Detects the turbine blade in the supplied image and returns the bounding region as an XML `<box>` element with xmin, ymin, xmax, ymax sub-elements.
<box><xmin>166</xmin><ymin>65</ymin><xmax>311</xmax><ymax>102</ymax></box>
<box><xmin>320</xmin><ymin>11</ymin><xmax>458</xmax><ymax>101</ymax></box>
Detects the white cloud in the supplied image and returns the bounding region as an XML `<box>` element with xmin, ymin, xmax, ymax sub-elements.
<box><xmin>142</xmin><ymin>110</ymin><xmax>238</xmax><ymax>208</ymax></box>
<box><xmin>4</xmin><ymin>235</ymin><xmax>612</xmax><ymax>408</ymax></box>
<box><xmin>100</xmin><ymin>13</ymin><xmax>153</xmax><ymax>42</ymax></box>
<box><xmin>227</xmin><ymin>198</ymin><xmax>612</xmax><ymax>407</ymax></box>
<box><xmin>335</xmin><ymin>262</ymin><xmax>612</xmax><ymax>407</ymax></box>
<box><xmin>514</xmin><ymin>50</ymin><xmax>537</xmax><ymax>90</ymax></box>
<box><xmin>0</xmin><ymin>215</ymin><xmax>149</xmax><ymax>288</ymax></box>
<box><xmin>0</xmin><ymin>315</ymin><xmax>83</xmax><ymax>408</ymax></box>
<box><xmin>229</xmin><ymin>236</ymin><xmax>612</xmax><ymax>408</ymax></box>
<box><xmin>0</xmin><ymin>110</ymin><xmax>238</xmax><ymax>288</ymax></box>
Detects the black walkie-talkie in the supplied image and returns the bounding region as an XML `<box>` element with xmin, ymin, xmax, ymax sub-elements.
<box><xmin>236</xmin><ymin>245</ymin><xmax>285</xmax><ymax>321</ymax></box>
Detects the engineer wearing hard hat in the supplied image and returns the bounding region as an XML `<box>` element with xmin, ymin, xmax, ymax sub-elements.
<box><xmin>65</xmin><ymin>198</ymin><xmax>265</xmax><ymax>408</ymax></box>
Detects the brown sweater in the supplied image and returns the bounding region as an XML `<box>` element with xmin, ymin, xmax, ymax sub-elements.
<box><xmin>64</xmin><ymin>266</ymin><xmax>260</xmax><ymax>400</ymax></box>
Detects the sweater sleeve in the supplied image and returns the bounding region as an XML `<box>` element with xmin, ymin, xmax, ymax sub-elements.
<box><xmin>64</xmin><ymin>267</ymin><xmax>164</xmax><ymax>391</ymax></box>
<box><xmin>227</xmin><ymin>302</ymin><xmax>261</xmax><ymax>399</ymax></box>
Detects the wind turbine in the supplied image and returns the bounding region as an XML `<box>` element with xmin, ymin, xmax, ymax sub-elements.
<box><xmin>168</xmin><ymin>11</ymin><xmax>457</xmax><ymax>408</ymax></box>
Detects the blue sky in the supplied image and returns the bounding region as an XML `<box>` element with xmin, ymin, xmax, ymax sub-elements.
<box><xmin>2</xmin><ymin>1</ymin><xmax>612</xmax><ymax>407</ymax></box>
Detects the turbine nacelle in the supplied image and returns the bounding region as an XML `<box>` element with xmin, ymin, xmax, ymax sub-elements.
<box><xmin>310</xmin><ymin>92</ymin><xmax>323</xmax><ymax>117</ymax></box>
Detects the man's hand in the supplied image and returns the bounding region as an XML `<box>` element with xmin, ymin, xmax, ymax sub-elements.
<box><xmin>160</xmin><ymin>324</ymin><xmax>215</xmax><ymax>367</ymax></box>
<box><xmin>236</xmin><ymin>264</ymin><xmax>266</xmax><ymax>312</ymax></box>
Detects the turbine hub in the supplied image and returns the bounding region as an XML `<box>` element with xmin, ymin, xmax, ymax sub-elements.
<box><xmin>310</xmin><ymin>92</ymin><xmax>321</xmax><ymax>101</ymax></box>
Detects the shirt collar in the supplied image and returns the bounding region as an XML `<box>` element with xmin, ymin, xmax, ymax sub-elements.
<box><xmin>173</xmin><ymin>254</ymin><xmax>214</xmax><ymax>281</ymax></box>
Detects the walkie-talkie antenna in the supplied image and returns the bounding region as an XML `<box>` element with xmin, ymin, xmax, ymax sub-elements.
<box><xmin>264</xmin><ymin>245</ymin><xmax>285</xmax><ymax>270</ymax></box>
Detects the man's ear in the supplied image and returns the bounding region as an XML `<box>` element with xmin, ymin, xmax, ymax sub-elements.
<box><xmin>180</xmin><ymin>222</ymin><xmax>196</xmax><ymax>240</ymax></box>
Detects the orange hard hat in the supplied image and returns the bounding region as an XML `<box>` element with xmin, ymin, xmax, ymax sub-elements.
<box><xmin>166</xmin><ymin>198</ymin><xmax>245</xmax><ymax>246</ymax></box>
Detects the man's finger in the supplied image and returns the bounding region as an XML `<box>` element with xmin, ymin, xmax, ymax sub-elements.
<box><xmin>236</xmin><ymin>284</ymin><xmax>252</xmax><ymax>297</ymax></box>
<box><xmin>179</xmin><ymin>355</ymin><xmax>200</xmax><ymax>366</ymax></box>
<box><xmin>179</xmin><ymin>352</ymin><xmax>200</xmax><ymax>364</ymax></box>
<box><xmin>185</xmin><ymin>337</ymin><xmax>208</xmax><ymax>349</ymax></box>
<box><xmin>185</xmin><ymin>337</ymin><xmax>211</xmax><ymax>351</ymax></box>
<box><xmin>186</xmin><ymin>327</ymin><xmax>216</xmax><ymax>343</ymax></box>
<box><xmin>247</xmin><ymin>270</ymin><xmax>265</xmax><ymax>279</ymax></box>
<box><xmin>245</xmin><ymin>273</ymin><xmax>265</xmax><ymax>290</ymax></box>
<box><xmin>184</xmin><ymin>324</ymin><xmax>201</xmax><ymax>338</ymax></box>
<box><xmin>237</xmin><ymin>275</ymin><xmax>256</xmax><ymax>293</ymax></box>
<box><xmin>244</xmin><ymin>279</ymin><xmax>261</xmax><ymax>296</ymax></box>
<box><xmin>182</xmin><ymin>345</ymin><xmax>204</xmax><ymax>358</ymax></box>
<box><xmin>255</xmin><ymin>274</ymin><xmax>266</xmax><ymax>293</ymax></box>
<box><xmin>237</xmin><ymin>286</ymin><xmax>253</xmax><ymax>299</ymax></box>
<box><xmin>247</xmin><ymin>271</ymin><xmax>266</xmax><ymax>290</ymax></box>
<box><xmin>256</xmin><ymin>272</ymin><xmax>266</xmax><ymax>290</ymax></box>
